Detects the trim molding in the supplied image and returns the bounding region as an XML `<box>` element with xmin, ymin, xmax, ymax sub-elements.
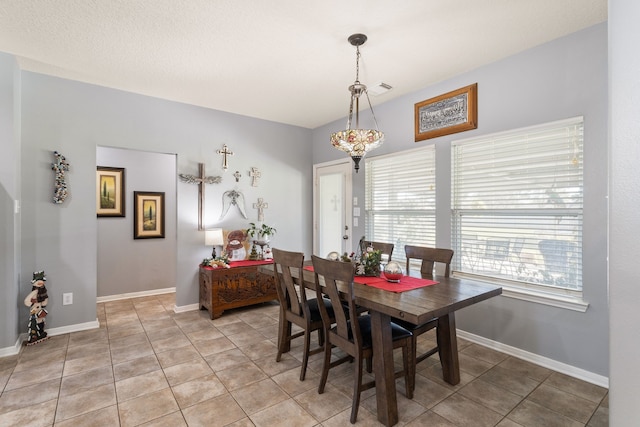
<box><xmin>47</xmin><ymin>319</ymin><xmax>100</xmax><ymax>337</ymax></box>
<box><xmin>174</xmin><ymin>303</ymin><xmax>199</xmax><ymax>314</ymax></box>
<box><xmin>457</xmin><ymin>329</ymin><xmax>609</xmax><ymax>389</ymax></box>
<box><xmin>0</xmin><ymin>336</ymin><xmax>24</xmax><ymax>357</ymax></box>
<box><xmin>96</xmin><ymin>287</ymin><xmax>176</xmax><ymax>303</ymax></box>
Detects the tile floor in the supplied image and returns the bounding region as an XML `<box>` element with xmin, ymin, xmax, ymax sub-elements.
<box><xmin>0</xmin><ymin>293</ymin><xmax>608</xmax><ymax>426</ymax></box>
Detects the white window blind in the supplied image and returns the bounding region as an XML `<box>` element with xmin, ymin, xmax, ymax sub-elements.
<box><xmin>365</xmin><ymin>147</ymin><xmax>436</xmax><ymax>262</ymax></box>
<box><xmin>452</xmin><ymin>117</ymin><xmax>584</xmax><ymax>295</ymax></box>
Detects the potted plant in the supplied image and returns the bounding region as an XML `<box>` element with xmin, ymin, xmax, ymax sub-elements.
<box><xmin>247</xmin><ymin>222</ymin><xmax>277</xmax><ymax>244</ymax></box>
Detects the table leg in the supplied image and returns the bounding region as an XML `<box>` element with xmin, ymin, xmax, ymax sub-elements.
<box><xmin>437</xmin><ymin>312</ymin><xmax>460</xmax><ymax>385</ymax></box>
<box><xmin>370</xmin><ymin>310</ymin><xmax>398</xmax><ymax>427</ymax></box>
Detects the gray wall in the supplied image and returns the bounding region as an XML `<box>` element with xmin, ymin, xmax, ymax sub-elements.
<box><xmin>0</xmin><ymin>52</ymin><xmax>20</xmax><ymax>349</ymax></box>
<box><xmin>16</xmin><ymin>70</ymin><xmax>312</xmax><ymax>333</ymax></box>
<box><xmin>312</xmin><ymin>24</ymin><xmax>609</xmax><ymax>377</ymax></box>
<box><xmin>96</xmin><ymin>147</ymin><xmax>177</xmax><ymax>297</ymax></box>
<box><xmin>609</xmin><ymin>0</ymin><xmax>640</xmax><ymax>423</ymax></box>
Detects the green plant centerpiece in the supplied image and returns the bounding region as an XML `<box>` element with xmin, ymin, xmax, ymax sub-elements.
<box><xmin>247</xmin><ymin>222</ymin><xmax>277</xmax><ymax>260</ymax></box>
<box><xmin>356</xmin><ymin>247</ymin><xmax>382</xmax><ymax>276</ymax></box>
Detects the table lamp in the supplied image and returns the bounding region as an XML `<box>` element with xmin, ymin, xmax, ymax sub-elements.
<box><xmin>205</xmin><ymin>228</ymin><xmax>224</xmax><ymax>259</ymax></box>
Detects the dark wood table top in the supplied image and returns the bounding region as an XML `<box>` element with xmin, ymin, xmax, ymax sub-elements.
<box><xmin>259</xmin><ymin>263</ymin><xmax>502</xmax><ymax>324</ymax></box>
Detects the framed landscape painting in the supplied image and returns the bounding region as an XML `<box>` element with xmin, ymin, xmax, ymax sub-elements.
<box><xmin>96</xmin><ymin>167</ymin><xmax>125</xmax><ymax>217</ymax></box>
<box><xmin>133</xmin><ymin>191</ymin><xmax>165</xmax><ymax>239</ymax></box>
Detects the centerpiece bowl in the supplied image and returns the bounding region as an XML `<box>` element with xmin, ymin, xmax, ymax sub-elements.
<box><xmin>383</xmin><ymin>261</ymin><xmax>403</xmax><ymax>283</ymax></box>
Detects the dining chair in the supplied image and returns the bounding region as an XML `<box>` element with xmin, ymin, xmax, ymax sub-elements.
<box><xmin>311</xmin><ymin>255</ymin><xmax>414</xmax><ymax>424</ymax></box>
<box><xmin>393</xmin><ymin>245</ymin><xmax>454</xmax><ymax>394</ymax></box>
<box><xmin>363</xmin><ymin>240</ymin><xmax>394</xmax><ymax>263</ymax></box>
<box><xmin>272</xmin><ymin>248</ymin><xmax>336</xmax><ymax>381</ymax></box>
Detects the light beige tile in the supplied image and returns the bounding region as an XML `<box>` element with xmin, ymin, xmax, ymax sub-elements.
<box><xmin>62</xmin><ymin>350</ymin><xmax>112</xmax><ymax>376</ymax></box>
<box><xmin>272</xmin><ymin>366</ymin><xmax>320</xmax><ymax>397</ymax></box>
<box><xmin>68</xmin><ymin>328</ymin><xmax>109</xmax><ymax>348</ymax></box>
<box><xmin>182</xmin><ymin>393</ymin><xmax>246</xmax><ymax>427</ymax></box>
<box><xmin>115</xmin><ymin>369</ymin><xmax>169</xmax><ymax>402</ymax></box>
<box><xmin>156</xmin><ymin>344</ymin><xmax>201</xmax><ymax>368</ymax></box>
<box><xmin>479</xmin><ymin>365</ymin><xmax>540</xmax><ymax>397</ymax></box>
<box><xmin>59</xmin><ymin>365</ymin><xmax>114</xmax><ymax>397</ymax></box>
<box><xmin>231</xmin><ymin>378</ymin><xmax>289</xmax><ymax>415</ymax></box>
<box><xmin>108</xmin><ymin>331</ymin><xmax>149</xmax><ymax>350</ymax></box>
<box><xmin>404</xmin><ymin>410</ymin><xmax>459</xmax><ymax>427</ymax></box>
<box><xmin>193</xmin><ymin>336</ymin><xmax>236</xmax><ymax>356</ymax></box>
<box><xmin>544</xmin><ymin>372</ymin><xmax>608</xmax><ymax>403</ymax></box>
<box><xmin>138</xmin><ymin>410</ymin><xmax>187</xmax><ymax>426</ymax></box>
<box><xmin>587</xmin><ymin>406</ymin><xmax>609</xmax><ymax>427</ymax></box>
<box><xmin>461</xmin><ymin>343</ymin><xmax>510</xmax><ymax>365</ymax></box>
<box><xmin>250</xmin><ymin>398</ymin><xmax>318</xmax><ymax>427</ymax></box>
<box><xmin>528</xmin><ymin>383</ymin><xmax>599</xmax><ymax>423</ymax></box>
<box><xmin>4</xmin><ymin>360</ymin><xmax>63</xmax><ymax>391</ymax></box>
<box><xmin>294</xmin><ymin>383</ymin><xmax>351</xmax><ymax>422</ymax></box>
<box><xmin>204</xmin><ymin>348</ymin><xmax>251</xmax><ymax>372</ymax></box>
<box><xmin>54</xmin><ymin>404</ymin><xmax>120</xmax><ymax>427</ymax></box>
<box><xmin>508</xmin><ymin>399</ymin><xmax>583</xmax><ymax>427</ymax></box>
<box><xmin>499</xmin><ymin>356</ymin><xmax>552</xmax><ymax>382</ymax></box>
<box><xmin>410</xmin><ymin>375</ymin><xmax>454</xmax><ymax>409</ymax></box>
<box><xmin>253</xmin><ymin>352</ymin><xmax>301</xmax><ymax>377</ymax></box>
<box><xmin>216</xmin><ymin>361</ymin><xmax>268</xmax><ymax>391</ymax></box>
<box><xmin>238</xmin><ymin>339</ymin><xmax>278</xmax><ymax>360</ymax></box>
<box><xmin>147</xmin><ymin>325</ymin><xmax>185</xmax><ymax>343</ymax></box>
<box><xmin>171</xmin><ymin>373</ymin><xmax>227</xmax><ymax>409</ymax></box>
<box><xmin>13</xmin><ymin>347</ymin><xmax>66</xmax><ymax>372</ymax></box>
<box><xmin>163</xmin><ymin>358</ymin><xmax>212</xmax><ymax>387</ymax></box>
<box><xmin>0</xmin><ymin>377</ymin><xmax>60</xmax><ymax>415</ymax></box>
<box><xmin>458</xmin><ymin>378</ymin><xmax>523</xmax><ymax>415</ymax></box>
<box><xmin>432</xmin><ymin>393</ymin><xmax>503</xmax><ymax>427</ymax></box>
<box><xmin>110</xmin><ymin>340</ymin><xmax>154</xmax><ymax>365</ymax></box>
<box><xmin>0</xmin><ymin>398</ymin><xmax>57</xmax><ymax>427</ymax></box>
<box><xmin>118</xmin><ymin>388</ymin><xmax>179</xmax><ymax>427</ymax></box>
<box><xmin>187</xmin><ymin>328</ymin><xmax>224</xmax><ymax>342</ymax></box>
<box><xmin>55</xmin><ymin>383</ymin><xmax>116</xmax><ymax>422</ymax></box>
<box><xmin>113</xmin><ymin>354</ymin><xmax>161</xmax><ymax>381</ymax></box>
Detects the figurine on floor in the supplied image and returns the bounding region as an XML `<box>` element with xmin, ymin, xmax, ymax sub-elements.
<box><xmin>24</xmin><ymin>271</ymin><xmax>49</xmax><ymax>345</ymax></box>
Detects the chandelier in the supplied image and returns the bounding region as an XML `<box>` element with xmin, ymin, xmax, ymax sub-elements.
<box><xmin>330</xmin><ymin>34</ymin><xmax>384</xmax><ymax>173</ymax></box>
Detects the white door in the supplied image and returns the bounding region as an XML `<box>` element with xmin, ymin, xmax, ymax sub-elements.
<box><xmin>313</xmin><ymin>161</ymin><xmax>353</xmax><ymax>257</ymax></box>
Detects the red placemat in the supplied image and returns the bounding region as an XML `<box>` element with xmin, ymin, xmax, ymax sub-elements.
<box><xmin>303</xmin><ymin>266</ymin><xmax>438</xmax><ymax>292</ymax></box>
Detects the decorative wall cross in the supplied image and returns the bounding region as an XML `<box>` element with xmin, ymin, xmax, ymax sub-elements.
<box><xmin>51</xmin><ymin>151</ymin><xmax>70</xmax><ymax>204</ymax></box>
<box><xmin>179</xmin><ymin>163</ymin><xmax>222</xmax><ymax>230</ymax></box>
<box><xmin>253</xmin><ymin>197</ymin><xmax>269</xmax><ymax>222</ymax></box>
<box><xmin>216</xmin><ymin>144</ymin><xmax>233</xmax><ymax>170</ymax></box>
<box><xmin>250</xmin><ymin>167</ymin><xmax>261</xmax><ymax>187</ymax></box>
<box><xmin>233</xmin><ymin>171</ymin><xmax>242</xmax><ymax>182</ymax></box>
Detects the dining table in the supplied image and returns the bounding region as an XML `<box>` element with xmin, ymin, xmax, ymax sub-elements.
<box><xmin>259</xmin><ymin>263</ymin><xmax>502</xmax><ymax>426</ymax></box>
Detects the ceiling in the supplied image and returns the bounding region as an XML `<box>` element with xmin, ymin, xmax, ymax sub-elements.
<box><xmin>0</xmin><ymin>1</ymin><xmax>607</xmax><ymax>129</ymax></box>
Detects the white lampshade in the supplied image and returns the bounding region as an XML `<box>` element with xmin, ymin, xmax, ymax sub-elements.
<box><xmin>205</xmin><ymin>228</ymin><xmax>224</xmax><ymax>246</ymax></box>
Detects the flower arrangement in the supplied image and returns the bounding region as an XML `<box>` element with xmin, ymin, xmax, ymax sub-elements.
<box><xmin>355</xmin><ymin>248</ymin><xmax>382</xmax><ymax>276</ymax></box>
<box><xmin>200</xmin><ymin>258</ymin><xmax>230</xmax><ymax>269</ymax></box>
<box><xmin>247</xmin><ymin>222</ymin><xmax>277</xmax><ymax>242</ymax></box>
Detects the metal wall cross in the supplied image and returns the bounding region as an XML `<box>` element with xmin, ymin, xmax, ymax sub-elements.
<box><xmin>216</xmin><ymin>144</ymin><xmax>233</xmax><ymax>170</ymax></box>
<box><xmin>178</xmin><ymin>163</ymin><xmax>221</xmax><ymax>230</ymax></box>
<box><xmin>253</xmin><ymin>197</ymin><xmax>269</xmax><ymax>222</ymax></box>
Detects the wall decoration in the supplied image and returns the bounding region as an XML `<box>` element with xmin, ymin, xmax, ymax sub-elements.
<box><xmin>216</xmin><ymin>144</ymin><xmax>233</xmax><ymax>170</ymax></box>
<box><xmin>219</xmin><ymin>189</ymin><xmax>248</xmax><ymax>220</ymax></box>
<box><xmin>250</xmin><ymin>167</ymin><xmax>261</xmax><ymax>187</ymax></box>
<box><xmin>223</xmin><ymin>229</ymin><xmax>250</xmax><ymax>261</ymax></box>
<box><xmin>96</xmin><ymin>166</ymin><xmax>125</xmax><ymax>217</ymax></box>
<box><xmin>178</xmin><ymin>162</ymin><xmax>221</xmax><ymax>230</ymax></box>
<box><xmin>23</xmin><ymin>271</ymin><xmax>49</xmax><ymax>345</ymax></box>
<box><xmin>52</xmin><ymin>151</ymin><xmax>70</xmax><ymax>204</ymax></box>
<box><xmin>134</xmin><ymin>191</ymin><xmax>165</xmax><ymax>239</ymax></box>
<box><xmin>253</xmin><ymin>197</ymin><xmax>269</xmax><ymax>222</ymax></box>
<box><xmin>233</xmin><ymin>171</ymin><xmax>242</xmax><ymax>182</ymax></box>
<box><xmin>414</xmin><ymin>83</ymin><xmax>477</xmax><ymax>141</ymax></box>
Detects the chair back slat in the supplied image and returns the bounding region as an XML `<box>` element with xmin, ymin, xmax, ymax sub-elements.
<box><xmin>404</xmin><ymin>245</ymin><xmax>454</xmax><ymax>278</ymax></box>
<box><xmin>272</xmin><ymin>248</ymin><xmax>306</xmax><ymax>317</ymax></box>
<box><xmin>311</xmin><ymin>255</ymin><xmax>361</xmax><ymax>348</ymax></box>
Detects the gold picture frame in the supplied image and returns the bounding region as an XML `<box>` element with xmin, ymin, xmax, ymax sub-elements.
<box><xmin>133</xmin><ymin>191</ymin><xmax>165</xmax><ymax>239</ymax></box>
<box><xmin>415</xmin><ymin>83</ymin><xmax>478</xmax><ymax>142</ymax></box>
<box><xmin>96</xmin><ymin>167</ymin><xmax>125</xmax><ymax>217</ymax></box>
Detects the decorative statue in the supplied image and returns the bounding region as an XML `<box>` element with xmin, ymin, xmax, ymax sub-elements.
<box><xmin>24</xmin><ymin>271</ymin><xmax>49</xmax><ymax>345</ymax></box>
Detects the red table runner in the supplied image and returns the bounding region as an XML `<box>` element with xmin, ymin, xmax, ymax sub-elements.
<box><xmin>303</xmin><ymin>266</ymin><xmax>438</xmax><ymax>292</ymax></box>
<box><xmin>201</xmin><ymin>259</ymin><xmax>274</xmax><ymax>270</ymax></box>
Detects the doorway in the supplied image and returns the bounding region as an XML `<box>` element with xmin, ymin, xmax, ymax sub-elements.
<box><xmin>313</xmin><ymin>160</ymin><xmax>353</xmax><ymax>257</ymax></box>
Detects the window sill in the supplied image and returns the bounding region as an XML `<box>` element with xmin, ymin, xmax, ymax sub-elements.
<box><xmin>453</xmin><ymin>273</ymin><xmax>589</xmax><ymax>312</ymax></box>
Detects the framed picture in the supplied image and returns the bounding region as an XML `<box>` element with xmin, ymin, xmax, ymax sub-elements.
<box><xmin>96</xmin><ymin>167</ymin><xmax>125</xmax><ymax>217</ymax></box>
<box><xmin>133</xmin><ymin>191</ymin><xmax>165</xmax><ymax>239</ymax></box>
<box><xmin>415</xmin><ymin>83</ymin><xmax>478</xmax><ymax>142</ymax></box>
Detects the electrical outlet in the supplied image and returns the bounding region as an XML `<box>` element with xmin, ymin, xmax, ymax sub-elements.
<box><xmin>62</xmin><ymin>293</ymin><xmax>73</xmax><ymax>305</ymax></box>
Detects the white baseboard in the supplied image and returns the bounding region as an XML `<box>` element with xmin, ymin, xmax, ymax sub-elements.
<box><xmin>47</xmin><ymin>319</ymin><xmax>100</xmax><ymax>337</ymax></box>
<box><xmin>174</xmin><ymin>303</ymin><xmax>199</xmax><ymax>314</ymax></box>
<box><xmin>457</xmin><ymin>329</ymin><xmax>609</xmax><ymax>389</ymax></box>
<box><xmin>0</xmin><ymin>336</ymin><xmax>25</xmax><ymax>357</ymax></box>
<box><xmin>96</xmin><ymin>287</ymin><xmax>176</xmax><ymax>303</ymax></box>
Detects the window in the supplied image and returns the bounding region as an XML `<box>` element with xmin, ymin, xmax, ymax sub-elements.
<box><xmin>365</xmin><ymin>147</ymin><xmax>436</xmax><ymax>262</ymax></box>
<box><xmin>452</xmin><ymin>117</ymin><xmax>584</xmax><ymax>304</ymax></box>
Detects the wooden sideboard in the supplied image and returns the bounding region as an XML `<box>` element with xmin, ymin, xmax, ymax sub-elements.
<box><xmin>199</xmin><ymin>262</ymin><xmax>277</xmax><ymax>319</ymax></box>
